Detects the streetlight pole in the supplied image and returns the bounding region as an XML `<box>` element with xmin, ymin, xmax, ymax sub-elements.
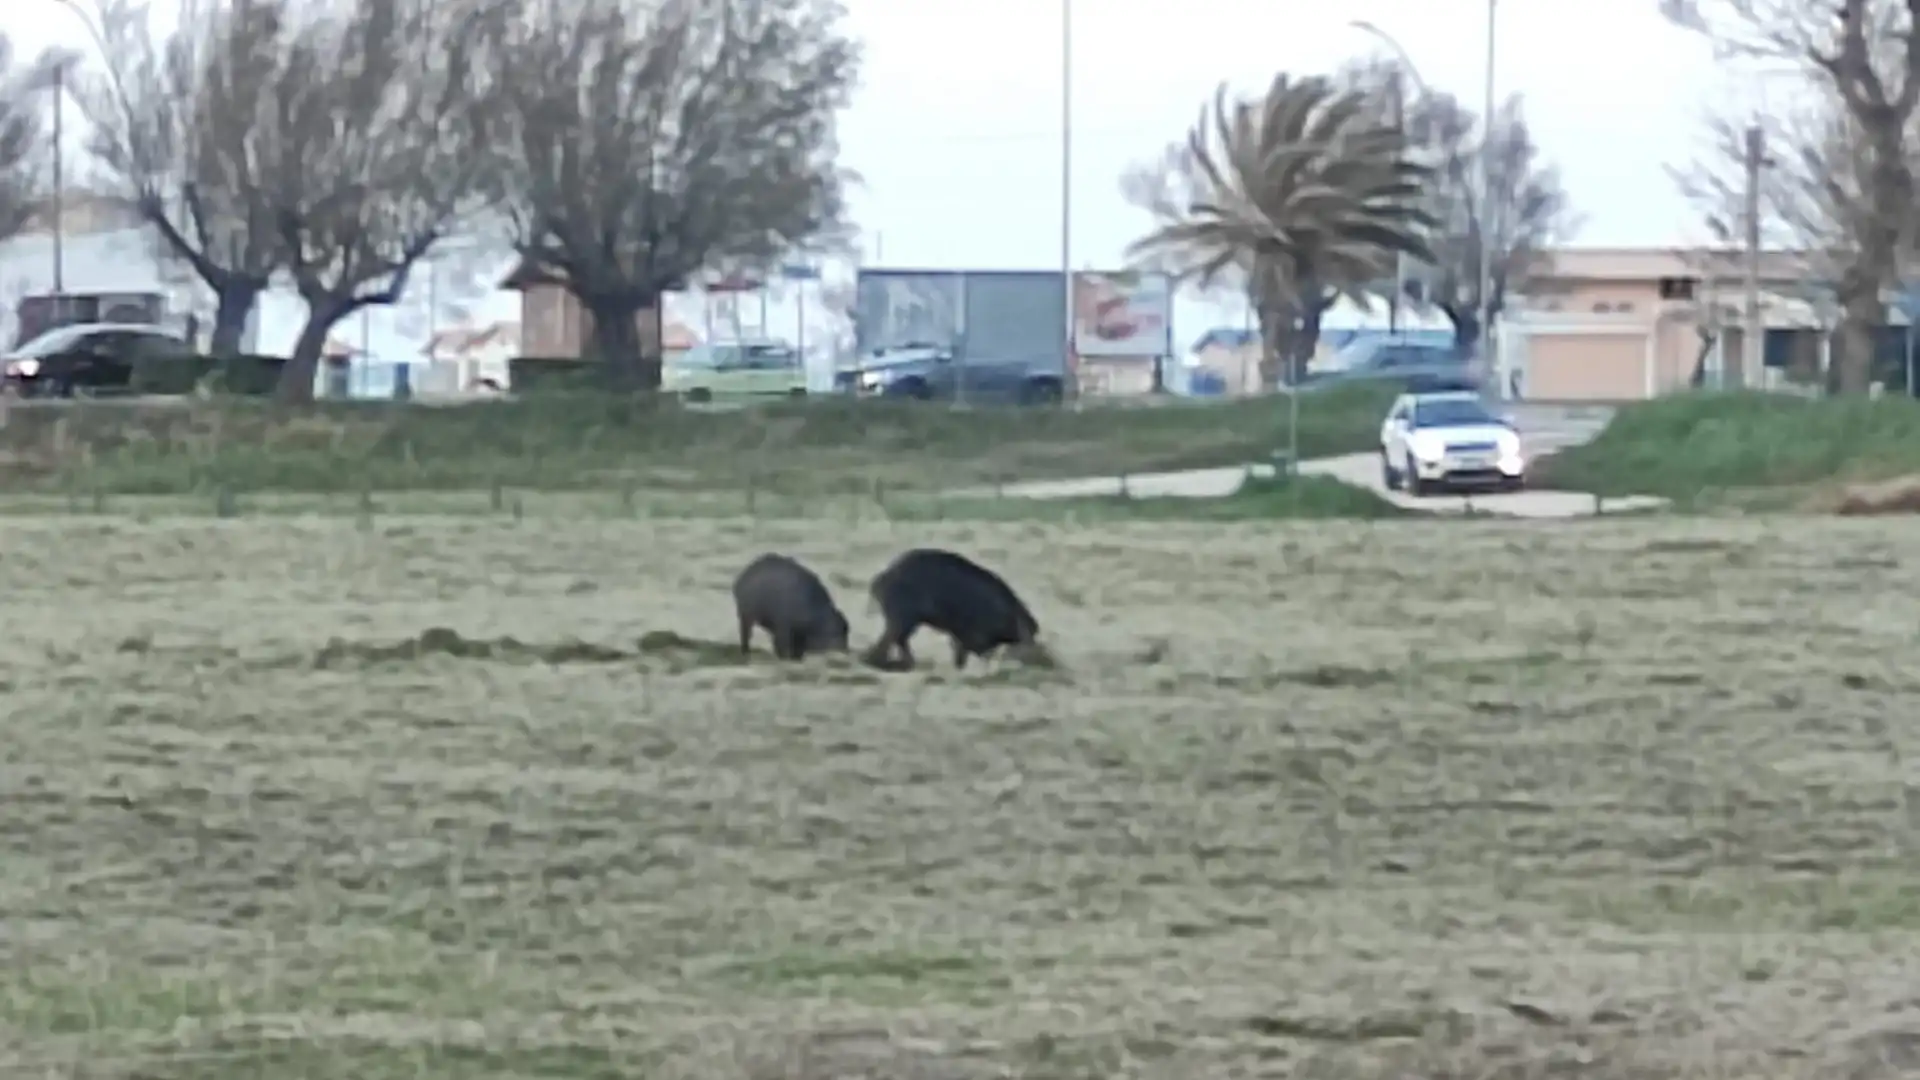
<box><xmin>1351</xmin><ymin>21</ymin><xmax>1433</xmax><ymax>339</ymax></box>
<box><xmin>1060</xmin><ymin>0</ymin><xmax>1074</xmax><ymax>400</ymax></box>
<box><xmin>51</xmin><ymin>58</ymin><xmax>64</xmax><ymax>296</ymax></box>
<box><xmin>47</xmin><ymin>0</ymin><xmax>126</xmax><ymax>307</ymax></box>
<box><xmin>1477</xmin><ymin>0</ymin><xmax>1499</xmax><ymax>397</ymax></box>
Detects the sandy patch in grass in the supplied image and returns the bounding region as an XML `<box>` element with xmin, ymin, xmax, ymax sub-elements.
<box><xmin>2</xmin><ymin>513</ymin><xmax>1919</xmax><ymax>1077</ymax></box>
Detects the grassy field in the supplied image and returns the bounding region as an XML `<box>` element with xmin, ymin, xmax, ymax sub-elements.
<box><xmin>6</xmin><ymin>509</ymin><xmax>1920</xmax><ymax>1078</ymax></box>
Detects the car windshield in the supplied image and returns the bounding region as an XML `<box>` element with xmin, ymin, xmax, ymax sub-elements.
<box><xmin>1411</xmin><ymin>398</ymin><xmax>1497</xmax><ymax>427</ymax></box>
<box><xmin>674</xmin><ymin>345</ymin><xmax>733</xmax><ymax>369</ymax></box>
<box><xmin>11</xmin><ymin>325</ymin><xmax>90</xmax><ymax>358</ymax></box>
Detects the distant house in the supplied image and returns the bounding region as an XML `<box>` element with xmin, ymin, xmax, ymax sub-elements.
<box><xmin>1188</xmin><ymin>327</ymin><xmax>1261</xmax><ymax>395</ymax></box>
<box><xmin>422</xmin><ymin>320</ymin><xmax>520</xmax><ymax>389</ymax></box>
<box><xmin>499</xmin><ymin>258</ymin><xmax>683</xmax><ymax>359</ymax></box>
<box><xmin>1507</xmin><ymin>246</ymin><xmax>1823</xmax><ymax>399</ymax></box>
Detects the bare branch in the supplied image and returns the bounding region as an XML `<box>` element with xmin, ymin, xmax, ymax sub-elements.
<box><xmin>1670</xmin><ymin>0</ymin><xmax>1920</xmax><ymax>391</ymax></box>
<box><xmin>491</xmin><ymin>0</ymin><xmax>859</xmax><ymax>387</ymax></box>
<box><xmin>1338</xmin><ymin>58</ymin><xmax>1578</xmax><ymax>347</ymax></box>
<box><xmin>0</xmin><ymin>34</ymin><xmax>75</xmax><ymax>246</ymax></box>
<box><xmin>249</xmin><ymin>0</ymin><xmax>502</xmax><ymax>399</ymax></box>
<box><xmin>73</xmin><ymin>0</ymin><xmax>297</xmax><ymax>356</ymax></box>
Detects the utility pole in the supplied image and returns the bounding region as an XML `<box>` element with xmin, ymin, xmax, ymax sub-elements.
<box><xmin>1060</xmin><ymin>0</ymin><xmax>1075</xmax><ymax>400</ymax></box>
<box><xmin>1351</xmin><ymin>20</ymin><xmax>1431</xmax><ymax>339</ymax></box>
<box><xmin>1388</xmin><ymin>68</ymin><xmax>1406</xmax><ymax>335</ymax></box>
<box><xmin>1476</xmin><ymin>0</ymin><xmax>1498</xmax><ymax>397</ymax></box>
<box><xmin>1738</xmin><ymin>123</ymin><xmax>1764</xmax><ymax>391</ymax></box>
<box><xmin>51</xmin><ymin>58</ymin><xmax>65</xmax><ymax>297</ymax></box>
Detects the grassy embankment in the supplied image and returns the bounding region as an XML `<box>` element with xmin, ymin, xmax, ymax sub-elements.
<box><xmin>0</xmin><ymin>386</ymin><xmax>1402</xmax><ymax>519</ymax></box>
<box><xmin>1537</xmin><ymin>391</ymin><xmax>1920</xmax><ymax>509</ymax></box>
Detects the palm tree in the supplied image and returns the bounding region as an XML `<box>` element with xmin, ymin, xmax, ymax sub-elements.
<box><xmin>1126</xmin><ymin>73</ymin><xmax>1436</xmax><ymax>387</ymax></box>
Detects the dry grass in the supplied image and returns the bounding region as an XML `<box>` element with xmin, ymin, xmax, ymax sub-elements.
<box><xmin>4</xmin><ymin>512</ymin><xmax>1920</xmax><ymax>1078</ymax></box>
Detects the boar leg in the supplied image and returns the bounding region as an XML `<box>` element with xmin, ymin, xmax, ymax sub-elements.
<box><xmin>772</xmin><ymin>628</ymin><xmax>801</xmax><ymax>660</ymax></box>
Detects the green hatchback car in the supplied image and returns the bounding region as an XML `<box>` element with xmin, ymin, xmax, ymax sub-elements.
<box><xmin>663</xmin><ymin>340</ymin><xmax>807</xmax><ymax>402</ymax></box>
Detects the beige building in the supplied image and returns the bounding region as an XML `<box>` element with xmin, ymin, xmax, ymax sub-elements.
<box><xmin>1506</xmin><ymin>246</ymin><xmax>1818</xmax><ymax>400</ymax></box>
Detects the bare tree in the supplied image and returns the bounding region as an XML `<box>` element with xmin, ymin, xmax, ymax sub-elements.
<box><xmin>1665</xmin><ymin>0</ymin><xmax>1920</xmax><ymax>393</ymax></box>
<box><xmin>76</xmin><ymin>0</ymin><xmax>286</xmax><ymax>357</ymax></box>
<box><xmin>491</xmin><ymin>0</ymin><xmax>859</xmax><ymax>390</ymax></box>
<box><xmin>0</xmin><ymin>35</ymin><xmax>67</xmax><ymax>252</ymax></box>
<box><xmin>1341</xmin><ymin>57</ymin><xmax>1578</xmax><ymax>351</ymax></box>
<box><xmin>1669</xmin><ymin>100</ymin><xmax>1841</xmax><ymax>385</ymax></box>
<box><xmin>250</xmin><ymin>0</ymin><xmax>500</xmax><ymax>400</ymax></box>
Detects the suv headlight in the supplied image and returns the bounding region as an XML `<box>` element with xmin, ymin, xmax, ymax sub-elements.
<box><xmin>858</xmin><ymin>370</ymin><xmax>886</xmax><ymax>389</ymax></box>
<box><xmin>6</xmin><ymin>359</ymin><xmax>38</xmax><ymax>377</ymax></box>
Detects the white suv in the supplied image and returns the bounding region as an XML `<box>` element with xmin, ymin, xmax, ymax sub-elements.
<box><xmin>1379</xmin><ymin>391</ymin><xmax>1524</xmax><ymax>495</ymax></box>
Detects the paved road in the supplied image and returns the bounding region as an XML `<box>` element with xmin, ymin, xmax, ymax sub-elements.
<box><xmin>973</xmin><ymin>403</ymin><xmax>1668</xmax><ymax>518</ymax></box>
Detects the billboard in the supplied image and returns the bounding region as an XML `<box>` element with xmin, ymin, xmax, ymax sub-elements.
<box><xmin>1072</xmin><ymin>271</ymin><xmax>1172</xmax><ymax>358</ymax></box>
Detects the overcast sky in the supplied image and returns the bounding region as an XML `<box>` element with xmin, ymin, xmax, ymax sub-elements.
<box><xmin>0</xmin><ymin>0</ymin><xmax>1806</xmax><ymax>349</ymax></box>
<box><xmin>839</xmin><ymin>0</ymin><xmax>1771</xmax><ymax>269</ymax></box>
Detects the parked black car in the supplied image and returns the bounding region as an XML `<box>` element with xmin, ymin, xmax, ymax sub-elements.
<box><xmin>834</xmin><ymin>343</ymin><xmax>1066</xmax><ymax>405</ymax></box>
<box><xmin>2</xmin><ymin>322</ymin><xmax>197</xmax><ymax>397</ymax></box>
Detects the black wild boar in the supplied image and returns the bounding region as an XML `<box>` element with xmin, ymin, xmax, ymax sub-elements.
<box><xmin>865</xmin><ymin>548</ymin><xmax>1039</xmax><ymax>670</ymax></box>
<box><xmin>732</xmin><ymin>553</ymin><xmax>851</xmax><ymax>661</ymax></box>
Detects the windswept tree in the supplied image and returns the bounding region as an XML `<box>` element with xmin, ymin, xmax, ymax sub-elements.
<box><xmin>491</xmin><ymin>0</ymin><xmax>859</xmax><ymax>390</ymax></box>
<box><xmin>77</xmin><ymin>0</ymin><xmax>286</xmax><ymax>357</ymax></box>
<box><xmin>0</xmin><ymin>35</ymin><xmax>65</xmax><ymax>248</ymax></box>
<box><xmin>1123</xmin><ymin>74</ymin><xmax>1435</xmax><ymax>387</ymax></box>
<box><xmin>1341</xmin><ymin>57</ymin><xmax>1575</xmax><ymax>351</ymax></box>
<box><xmin>1664</xmin><ymin>0</ymin><xmax>1920</xmax><ymax>393</ymax></box>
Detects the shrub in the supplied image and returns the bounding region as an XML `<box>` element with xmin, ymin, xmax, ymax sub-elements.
<box><xmin>508</xmin><ymin>356</ymin><xmax>603</xmax><ymax>394</ymax></box>
<box><xmin>127</xmin><ymin>354</ymin><xmax>286</xmax><ymax>396</ymax></box>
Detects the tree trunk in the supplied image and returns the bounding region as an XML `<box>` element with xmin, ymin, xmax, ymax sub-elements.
<box><xmin>1291</xmin><ymin>298</ymin><xmax>1328</xmax><ymax>383</ymax></box>
<box><xmin>1439</xmin><ymin>301</ymin><xmax>1479</xmax><ymax>353</ymax></box>
<box><xmin>278</xmin><ymin>309</ymin><xmax>342</xmax><ymax>404</ymax></box>
<box><xmin>1255</xmin><ymin>301</ymin><xmax>1294</xmax><ymax>390</ymax></box>
<box><xmin>208</xmin><ymin>283</ymin><xmax>259</xmax><ymax>359</ymax></box>
<box><xmin>584</xmin><ymin>297</ymin><xmax>656</xmax><ymax>391</ymax></box>
<box><xmin>1835</xmin><ymin>291</ymin><xmax>1879</xmax><ymax>396</ymax></box>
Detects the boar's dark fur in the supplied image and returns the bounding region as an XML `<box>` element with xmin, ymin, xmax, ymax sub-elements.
<box><xmin>732</xmin><ymin>553</ymin><xmax>850</xmax><ymax>661</ymax></box>
<box><xmin>866</xmin><ymin>548</ymin><xmax>1039</xmax><ymax>670</ymax></box>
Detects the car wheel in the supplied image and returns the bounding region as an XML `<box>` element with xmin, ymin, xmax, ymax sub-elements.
<box><xmin>787</xmin><ymin>387</ymin><xmax>807</xmax><ymax>398</ymax></box>
<box><xmin>685</xmin><ymin>388</ymin><xmax>712</xmax><ymax>403</ymax></box>
<box><xmin>894</xmin><ymin>378</ymin><xmax>932</xmax><ymax>400</ymax></box>
<box><xmin>1380</xmin><ymin>451</ymin><xmax>1400</xmax><ymax>490</ymax></box>
<box><xmin>1502</xmin><ymin>476</ymin><xmax>1525</xmax><ymax>493</ymax></box>
<box><xmin>1405</xmin><ymin>454</ymin><xmax>1428</xmax><ymax>497</ymax></box>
